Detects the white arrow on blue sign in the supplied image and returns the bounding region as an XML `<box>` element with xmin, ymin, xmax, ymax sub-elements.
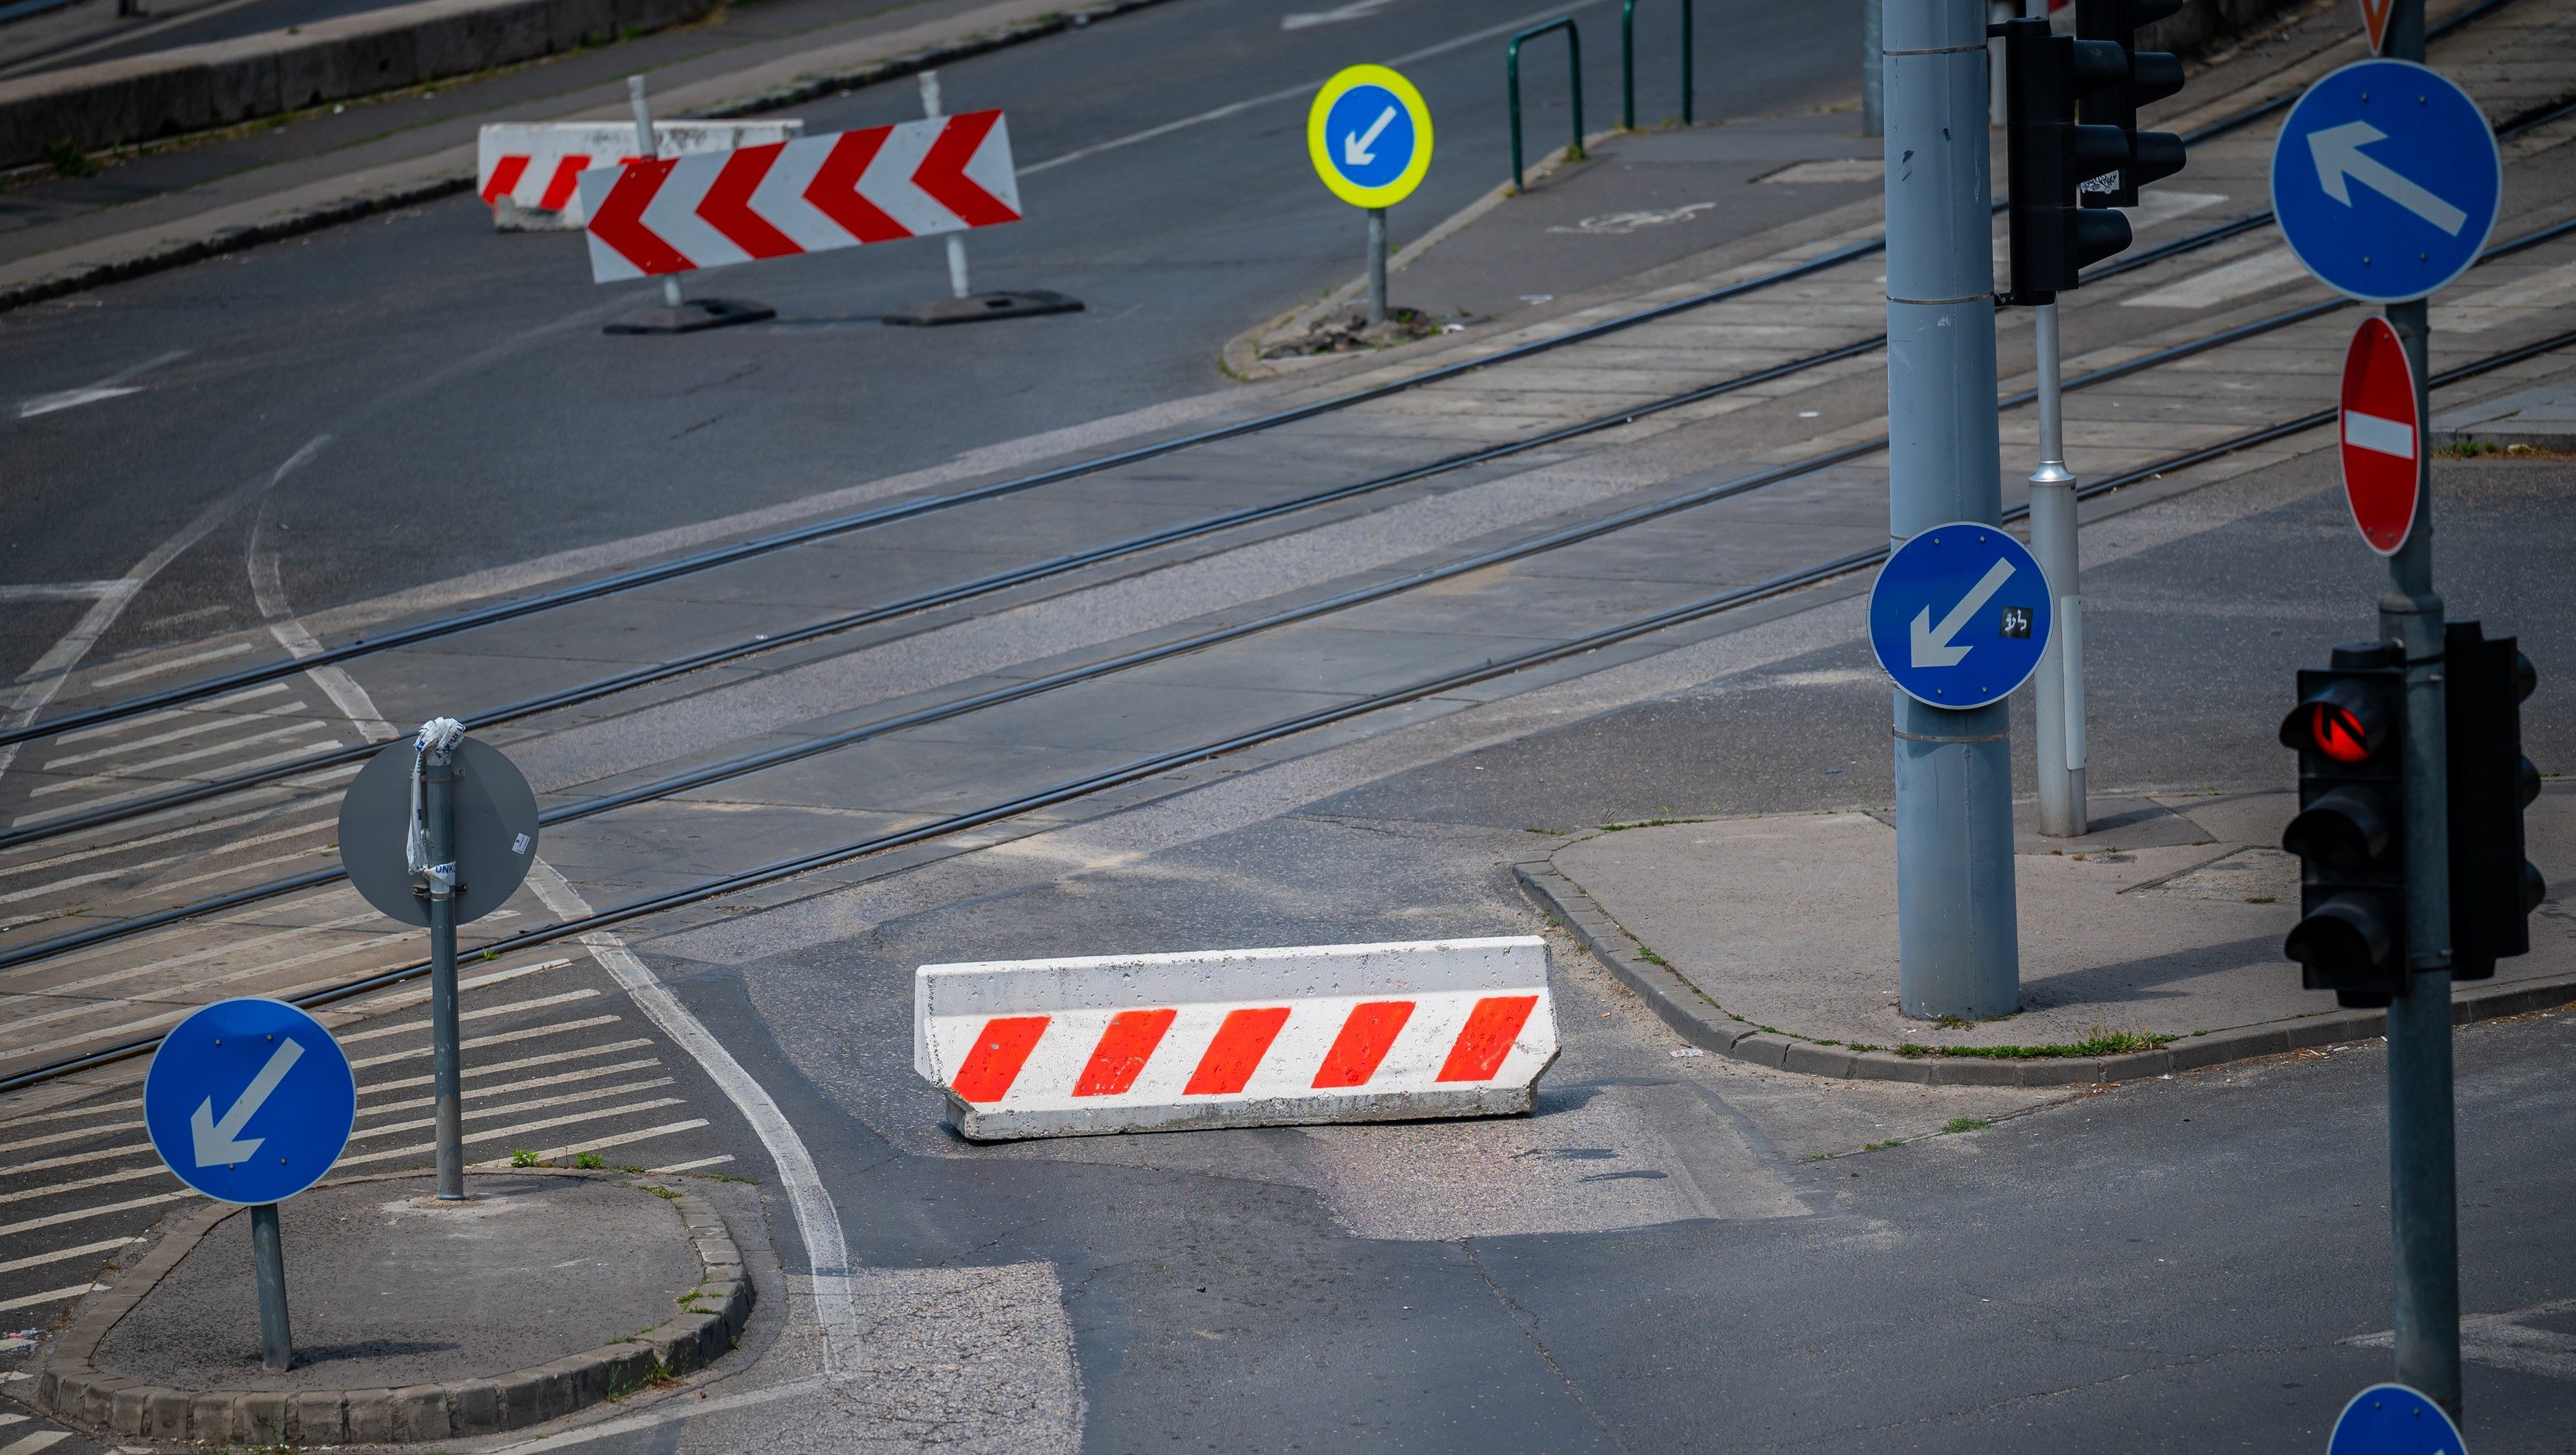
<box><xmin>2271</xmin><ymin>59</ymin><xmax>2500</xmax><ymax>303</ymax></box>
<box><xmin>1868</xmin><ymin>523</ymin><xmax>2052</xmax><ymax>709</ymax></box>
<box><xmin>145</xmin><ymin>998</ymin><xmax>355</xmax><ymax>1205</ymax></box>
<box><xmin>2328</xmin><ymin>1384</ymin><xmax>2467</xmax><ymax>1454</ymax></box>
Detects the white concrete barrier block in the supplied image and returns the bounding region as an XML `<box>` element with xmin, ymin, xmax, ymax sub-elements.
<box><xmin>475</xmin><ymin>119</ymin><xmax>802</xmax><ymax>230</ymax></box>
<box><xmin>915</xmin><ymin>938</ymin><xmax>1559</xmax><ymax>1141</ymax></box>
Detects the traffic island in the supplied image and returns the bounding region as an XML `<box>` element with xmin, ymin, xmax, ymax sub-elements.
<box><xmin>31</xmin><ymin>1170</ymin><xmax>751</xmax><ymax>1445</ymax></box>
<box><xmin>1518</xmin><ymin>787</ymin><xmax>2576</xmax><ymax>1087</ymax></box>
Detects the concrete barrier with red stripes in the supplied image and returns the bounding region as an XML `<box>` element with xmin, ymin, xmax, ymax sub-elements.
<box><xmin>914</xmin><ymin>938</ymin><xmax>1559</xmax><ymax>1140</ymax></box>
<box><xmin>475</xmin><ymin>120</ymin><xmax>801</xmax><ymax>230</ymax></box>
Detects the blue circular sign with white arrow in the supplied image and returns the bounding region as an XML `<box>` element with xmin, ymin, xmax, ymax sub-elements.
<box><xmin>2271</xmin><ymin>59</ymin><xmax>2500</xmax><ymax>303</ymax></box>
<box><xmin>2328</xmin><ymin>1384</ymin><xmax>2467</xmax><ymax>1454</ymax></box>
<box><xmin>145</xmin><ymin>998</ymin><xmax>356</xmax><ymax>1205</ymax></box>
<box><xmin>1307</xmin><ymin>64</ymin><xmax>1433</xmax><ymax>209</ymax></box>
<box><xmin>1869</xmin><ymin>523</ymin><xmax>2052</xmax><ymax>710</ymax></box>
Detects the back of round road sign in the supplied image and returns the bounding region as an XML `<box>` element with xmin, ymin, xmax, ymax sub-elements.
<box><xmin>1308</xmin><ymin>64</ymin><xmax>1433</xmax><ymax>209</ymax></box>
<box><xmin>339</xmin><ymin>735</ymin><xmax>540</xmax><ymax>926</ymax></box>
<box><xmin>2328</xmin><ymin>1383</ymin><xmax>2466</xmax><ymax>1454</ymax></box>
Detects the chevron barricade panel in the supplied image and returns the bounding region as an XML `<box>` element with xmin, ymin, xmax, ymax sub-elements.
<box><xmin>477</xmin><ymin>121</ymin><xmax>803</xmax><ymax>230</ymax></box>
<box><xmin>913</xmin><ymin>938</ymin><xmax>1558</xmax><ymax>1140</ymax></box>
<box><xmin>576</xmin><ymin>111</ymin><xmax>1021</xmax><ymax>281</ymax></box>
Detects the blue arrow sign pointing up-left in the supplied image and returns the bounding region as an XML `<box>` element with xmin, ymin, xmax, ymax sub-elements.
<box><xmin>146</xmin><ymin>998</ymin><xmax>355</xmax><ymax>1204</ymax></box>
<box><xmin>2273</xmin><ymin>59</ymin><xmax>2499</xmax><ymax>303</ymax></box>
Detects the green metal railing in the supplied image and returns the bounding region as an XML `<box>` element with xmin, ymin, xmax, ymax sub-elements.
<box><xmin>1507</xmin><ymin>18</ymin><xmax>1583</xmax><ymax>193</ymax></box>
<box><xmin>1621</xmin><ymin>0</ymin><xmax>1694</xmax><ymax>130</ymax></box>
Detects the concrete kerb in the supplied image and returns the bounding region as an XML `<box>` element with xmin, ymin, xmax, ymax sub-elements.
<box><xmin>1514</xmin><ymin>857</ymin><xmax>2576</xmax><ymax>1088</ymax></box>
<box><xmin>30</xmin><ymin>1168</ymin><xmax>753</xmax><ymax>1446</ymax></box>
<box><xmin>0</xmin><ymin>0</ymin><xmax>1179</xmax><ymax>316</ymax></box>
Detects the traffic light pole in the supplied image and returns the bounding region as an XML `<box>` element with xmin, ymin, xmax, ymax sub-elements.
<box><xmin>1884</xmin><ymin>0</ymin><xmax>2019</xmax><ymax>1019</ymax></box>
<box><xmin>2028</xmin><ymin>301</ymin><xmax>2087</xmax><ymax>836</ymax></box>
<box><xmin>2378</xmin><ymin>0</ymin><xmax>2461</xmax><ymax>1415</ymax></box>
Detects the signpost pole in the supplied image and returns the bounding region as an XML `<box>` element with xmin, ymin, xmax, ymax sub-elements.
<box><xmin>2028</xmin><ymin>301</ymin><xmax>2087</xmax><ymax>836</ymax></box>
<box><xmin>250</xmin><ymin>1202</ymin><xmax>292</xmax><ymax>1372</ymax></box>
<box><xmin>1366</xmin><ymin>207</ymin><xmax>1389</xmax><ymax>325</ymax></box>
<box><xmin>628</xmin><ymin>76</ymin><xmax>682</xmax><ymax>313</ymax></box>
<box><xmin>2378</xmin><ymin>0</ymin><xmax>2461</xmax><ymax>1416</ymax></box>
<box><xmin>425</xmin><ymin>734</ymin><xmax>464</xmax><ymax>1201</ymax></box>
<box><xmin>920</xmin><ymin>71</ymin><xmax>972</xmax><ymax>300</ymax></box>
<box><xmin>1882</xmin><ymin>0</ymin><xmax>2018</xmax><ymax>1018</ymax></box>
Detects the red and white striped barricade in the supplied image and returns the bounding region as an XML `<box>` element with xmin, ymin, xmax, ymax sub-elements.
<box><xmin>914</xmin><ymin>938</ymin><xmax>1558</xmax><ymax>1141</ymax></box>
<box><xmin>578</xmin><ymin>109</ymin><xmax>1021</xmax><ymax>282</ymax></box>
<box><xmin>476</xmin><ymin>120</ymin><xmax>803</xmax><ymax>230</ymax></box>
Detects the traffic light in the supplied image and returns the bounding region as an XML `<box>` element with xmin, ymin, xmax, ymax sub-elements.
<box><xmin>2281</xmin><ymin>642</ymin><xmax>2409</xmax><ymax>1007</ymax></box>
<box><xmin>2445</xmin><ymin>619</ymin><xmax>2545</xmax><ymax>979</ymax></box>
<box><xmin>2074</xmin><ymin>0</ymin><xmax>2188</xmax><ymax>209</ymax></box>
<box><xmin>1995</xmin><ymin>16</ymin><xmax>2134</xmax><ymax>302</ymax></box>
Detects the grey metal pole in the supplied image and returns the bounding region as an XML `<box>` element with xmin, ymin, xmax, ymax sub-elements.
<box><xmin>628</xmin><ymin>76</ymin><xmax>682</xmax><ymax>311</ymax></box>
<box><xmin>2377</xmin><ymin>0</ymin><xmax>2460</xmax><ymax>1417</ymax></box>
<box><xmin>426</xmin><ymin>740</ymin><xmax>464</xmax><ymax>1201</ymax></box>
<box><xmin>250</xmin><ymin>1203</ymin><xmax>292</xmax><ymax>1373</ymax></box>
<box><xmin>2029</xmin><ymin>301</ymin><xmax>2088</xmax><ymax>836</ymax></box>
<box><xmin>1366</xmin><ymin>208</ymin><xmax>1390</xmax><ymax>326</ymax></box>
<box><xmin>1860</xmin><ymin>0</ymin><xmax>1882</xmax><ymax>137</ymax></box>
<box><xmin>1885</xmin><ymin>0</ymin><xmax>2018</xmax><ymax>1019</ymax></box>
<box><xmin>920</xmin><ymin>71</ymin><xmax>972</xmax><ymax>300</ymax></box>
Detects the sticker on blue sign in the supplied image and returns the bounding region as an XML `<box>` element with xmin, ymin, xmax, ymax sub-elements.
<box><xmin>145</xmin><ymin>998</ymin><xmax>356</xmax><ymax>1205</ymax></box>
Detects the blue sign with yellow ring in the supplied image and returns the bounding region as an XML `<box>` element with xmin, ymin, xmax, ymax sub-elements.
<box><xmin>1308</xmin><ymin>64</ymin><xmax>1433</xmax><ymax>209</ymax></box>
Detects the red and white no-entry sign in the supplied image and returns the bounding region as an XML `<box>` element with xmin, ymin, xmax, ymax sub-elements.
<box><xmin>2340</xmin><ymin>315</ymin><xmax>2421</xmax><ymax>555</ymax></box>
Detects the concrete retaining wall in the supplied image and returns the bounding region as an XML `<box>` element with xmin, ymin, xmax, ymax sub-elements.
<box><xmin>0</xmin><ymin>0</ymin><xmax>717</xmax><ymax>171</ymax></box>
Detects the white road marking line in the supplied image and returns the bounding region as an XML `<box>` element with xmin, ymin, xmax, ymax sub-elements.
<box><xmin>357</xmin><ymin>1059</ymin><xmax>664</xmax><ymax>1115</ymax></box>
<box><xmin>29</xmin><ymin>719</ymin><xmax>333</xmax><ymax>796</ymax></box>
<box><xmin>471</xmin><ymin>1119</ymin><xmax>710</xmax><ymax>1168</ymax></box>
<box><xmin>143</xmin><ymin>844</ymin><xmax>333</xmax><ymax>897</ymax></box>
<box><xmin>0</xmin><ymin>1423</ymin><xmax>72</xmax><ymax>1453</ymax></box>
<box><xmin>0</xmin><ymin>1282</ymin><xmax>104</xmax><ymax>1313</ymax></box>
<box><xmin>1282</xmin><ymin>0</ymin><xmax>1397</xmax><ymax>28</ymax></box>
<box><xmin>15</xmin><ymin>741</ymin><xmax>352</xmax><ymax>823</ymax></box>
<box><xmin>0</xmin><ymin>1118</ymin><xmax>143</xmax><ymax>1156</ymax></box>
<box><xmin>338</xmin><ymin>988</ymin><xmax>603</xmax><ymax>1043</ymax></box>
<box><xmin>333</xmin><ymin>956</ymin><xmax>573</xmax><ymax>1017</ymax></box>
<box><xmin>0</xmin><ymin>1161</ymin><xmax>173</xmax><ymax>1206</ymax></box>
<box><xmin>0</xmin><ymin>858</ymin><xmax>181</xmax><ymax>906</ymax></box>
<box><xmin>0</xmin><ymin>1096</ymin><xmax>141</xmax><ymax>1132</ymax></box>
<box><xmin>88</xmin><ymin>640</ymin><xmax>255</xmax><ymax>689</ymax></box>
<box><xmin>1024</xmin><ymin>0</ymin><xmax>1606</xmax><ymax>175</ymax></box>
<box><xmin>0</xmin><ymin>1236</ymin><xmax>137</xmax><ymax>1275</ymax></box>
<box><xmin>0</xmin><ymin>1188</ymin><xmax>193</xmax><ymax>1239</ymax></box>
<box><xmin>14</xmin><ymin>350</ymin><xmax>188</xmax><ymax>420</ymax></box>
<box><xmin>0</xmin><ymin>802</ymin><xmax>327</xmax><ymax>883</ymax></box>
<box><xmin>0</xmin><ymin>1414</ymin><xmax>19</xmax><ymax>1427</ymax></box>
<box><xmin>357</xmin><ymin>1039</ymin><xmax>656</xmax><ymax>1094</ymax></box>
<box><xmin>498</xmin><ymin>1375</ymin><xmax>834</xmax><ymax>1451</ymax></box>
<box><xmin>2120</xmin><ymin>245</ymin><xmax>2312</xmax><ymax>309</ymax></box>
<box><xmin>0</xmin><ymin>926</ymin><xmax>416</xmax><ymax>1045</ymax></box>
<box><xmin>349</xmin><ymin>1101</ymin><xmax>690</xmax><ymax>1169</ymax></box>
<box><xmin>281</xmin><ymin>761</ymin><xmax>364</xmax><ymax>787</ymax></box>
<box><xmin>0</xmin><ymin>438</ymin><xmax>326</xmax><ymax>786</ymax></box>
<box><xmin>249</xmin><ymin>520</ymin><xmax>397</xmax><ymax>743</ymax></box>
<box><xmin>1</xmin><ymin>905</ymin><xmax>375</xmax><ymax>993</ymax></box>
<box><xmin>347</xmin><ymin>1082</ymin><xmax>678</xmax><ymax>1145</ymax></box>
<box><xmin>526</xmin><ymin>858</ymin><xmax>858</xmax><ymax>1374</ymax></box>
<box><xmin>348</xmin><ymin>1015</ymin><xmax>623</xmax><ymax>1069</ymax></box>
<box><xmin>41</xmin><ymin>704</ymin><xmax>314</xmax><ymax>771</ymax></box>
<box><xmin>644</xmin><ymin>1154</ymin><xmax>734</xmax><ymax>1173</ymax></box>
<box><xmin>0</xmin><ymin>583</ymin><xmax>125</xmax><ymax>603</ymax></box>
<box><xmin>50</xmin><ymin>683</ymin><xmax>292</xmax><ymax>747</ymax></box>
<box><xmin>2433</xmin><ymin>257</ymin><xmax>2576</xmax><ymax>334</ymax></box>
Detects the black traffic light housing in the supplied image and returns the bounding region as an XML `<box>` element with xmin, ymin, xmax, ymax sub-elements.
<box><xmin>2074</xmin><ymin>0</ymin><xmax>2188</xmax><ymax>208</ymax></box>
<box><xmin>1996</xmin><ymin>17</ymin><xmax>2134</xmax><ymax>302</ymax></box>
<box><xmin>2445</xmin><ymin>619</ymin><xmax>2546</xmax><ymax>979</ymax></box>
<box><xmin>2281</xmin><ymin>642</ymin><xmax>2409</xmax><ymax>1007</ymax></box>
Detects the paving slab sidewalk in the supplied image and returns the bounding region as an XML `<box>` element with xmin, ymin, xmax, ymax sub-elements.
<box><xmin>30</xmin><ymin>1168</ymin><xmax>759</xmax><ymax>1444</ymax></box>
<box><xmin>1519</xmin><ymin>787</ymin><xmax>2576</xmax><ymax>1087</ymax></box>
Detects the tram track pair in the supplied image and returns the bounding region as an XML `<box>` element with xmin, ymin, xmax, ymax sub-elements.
<box><xmin>11</xmin><ymin>205</ymin><xmax>2576</xmax><ymax>979</ymax></box>
<box><xmin>5</xmin><ymin>0</ymin><xmax>2537</xmax><ymax>779</ymax></box>
<box><xmin>12</xmin><ymin>314</ymin><xmax>2571</xmax><ymax>1097</ymax></box>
